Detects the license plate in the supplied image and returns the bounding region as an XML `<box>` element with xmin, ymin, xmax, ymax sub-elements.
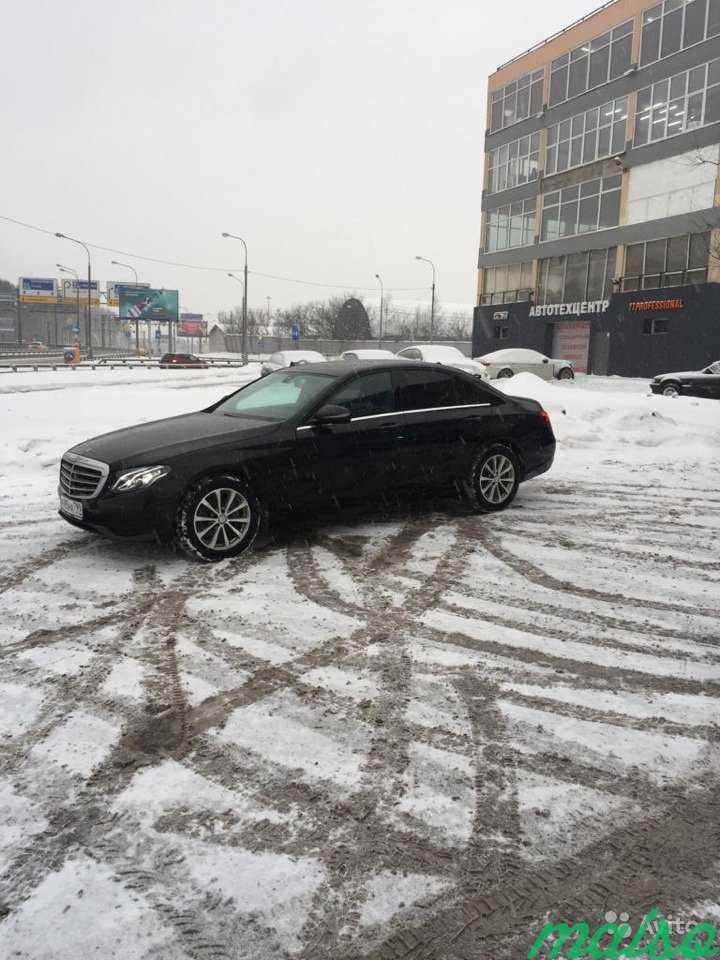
<box><xmin>59</xmin><ymin>494</ymin><xmax>83</xmax><ymax>520</ymax></box>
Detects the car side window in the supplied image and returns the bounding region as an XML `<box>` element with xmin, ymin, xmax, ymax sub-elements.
<box><xmin>330</xmin><ymin>371</ymin><xmax>395</xmax><ymax>418</ymax></box>
<box><xmin>395</xmin><ymin>369</ymin><xmax>457</xmax><ymax>411</ymax></box>
<box><xmin>400</xmin><ymin>348</ymin><xmax>422</xmax><ymax>360</ymax></box>
<box><xmin>453</xmin><ymin>375</ymin><xmax>498</xmax><ymax>405</ymax></box>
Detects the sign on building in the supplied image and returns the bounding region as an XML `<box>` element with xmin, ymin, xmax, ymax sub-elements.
<box><xmin>529</xmin><ymin>299</ymin><xmax>610</xmax><ymax>318</ymax></box>
<box><xmin>19</xmin><ymin>278</ymin><xmax>57</xmax><ymax>304</ymax></box>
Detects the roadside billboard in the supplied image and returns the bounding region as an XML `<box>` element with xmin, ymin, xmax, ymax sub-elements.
<box><xmin>61</xmin><ymin>279</ymin><xmax>100</xmax><ymax>306</ymax></box>
<box><xmin>106</xmin><ymin>281</ymin><xmax>150</xmax><ymax>307</ymax></box>
<box><xmin>19</xmin><ymin>277</ymin><xmax>57</xmax><ymax>304</ymax></box>
<box><xmin>119</xmin><ymin>287</ymin><xmax>179</xmax><ymax>322</ymax></box>
<box><xmin>178</xmin><ymin>313</ymin><xmax>206</xmax><ymax>337</ymax></box>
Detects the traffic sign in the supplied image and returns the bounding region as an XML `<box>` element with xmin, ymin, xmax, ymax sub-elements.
<box><xmin>291</xmin><ymin>324</ymin><xmax>300</xmax><ymax>341</ymax></box>
<box><xmin>155</xmin><ymin>329</ymin><xmax>161</xmax><ymax>340</ymax></box>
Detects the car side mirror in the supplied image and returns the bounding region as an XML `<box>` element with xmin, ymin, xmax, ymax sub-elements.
<box><xmin>313</xmin><ymin>404</ymin><xmax>351</xmax><ymax>425</ymax></box>
<box><xmin>542</xmin><ymin>358</ymin><xmax>549</xmax><ymax>363</ymax></box>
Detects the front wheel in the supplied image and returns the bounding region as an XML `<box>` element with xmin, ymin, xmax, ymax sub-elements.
<box><xmin>462</xmin><ymin>445</ymin><xmax>520</xmax><ymax>513</ymax></box>
<box><xmin>558</xmin><ymin>367</ymin><xmax>574</xmax><ymax>380</ymax></box>
<box><xmin>662</xmin><ymin>383</ymin><xmax>680</xmax><ymax>397</ymax></box>
<box><xmin>496</xmin><ymin>368</ymin><xmax>514</xmax><ymax>379</ymax></box>
<box><xmin>175</xmin><ymin>474</ymin><xmax>261</xmax><ymax>562</ymax></box>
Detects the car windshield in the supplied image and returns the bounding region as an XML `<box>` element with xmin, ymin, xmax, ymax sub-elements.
<box><xmin>214</xmin><ymin>370</ymin><xmax>336</xmax><ymax>421</ymax></box>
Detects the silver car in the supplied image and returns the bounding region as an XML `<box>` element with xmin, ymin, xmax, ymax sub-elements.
<box><xmin>261</xmin><ymin>350</ymin><xmax>326</xmax><ymax>377</ymax></box>
<box><xmin>341</xmin><ymin>349</ymin><xmax>396</xmax><ymax>361</ymax></box>
<box><xmin>475</xmin><ymin>348</ymin><xmax>574</xmax><ymax>380</ymax></box>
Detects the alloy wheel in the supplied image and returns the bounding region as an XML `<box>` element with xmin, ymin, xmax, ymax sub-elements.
<box><xmin>478</xmin><ymin>454</ymin><xmax>516</xmax><ymax>504</ymax></box>
<box><xmin>662</xmin><ymin>384</ymin><xmax>679</xmax><ymax>397</ymax></box>
<box><xmin>193</xmin><ymin>487</ymin><xmax>251</xmax><ymax>551</ymax></box>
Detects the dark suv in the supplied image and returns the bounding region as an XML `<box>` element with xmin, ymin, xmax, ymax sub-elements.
<box><xmin>58</xmin><ymin>361</ymin><xmax>555</xmax><ymax>561</ymax></box>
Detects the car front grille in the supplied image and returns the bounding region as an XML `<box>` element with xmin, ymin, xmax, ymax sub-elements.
<box><xmin>59</xmin><ymin>454</ymin><xmax>108</xmax><ymax>500</ymax></box>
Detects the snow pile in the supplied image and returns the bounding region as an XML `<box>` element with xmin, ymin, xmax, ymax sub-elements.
<box><xmin>496</xmin><ymin>373</ymin><xmax>720</xmax><ymax>476</ymax></box>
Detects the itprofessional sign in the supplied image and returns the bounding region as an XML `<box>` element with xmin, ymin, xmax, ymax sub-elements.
<box><xmin>178</xmin><ymin>314</ymin><xmax>206</xmax><ymax>337</ymax></box>
<box><xmin>529</xmin><ymin>299</ymin><xmax>610</xmax><ymax>318</ymax></box>
<box><xmin>19</xmin><ymin>277</ymin><xmax>57</xmax><ymax>304</ymax></box>
<box><xmin>62</xmin><ymin>279</ymin><xmax>100</xmax><ymax>306</ymax></box>
<box><xmin>106</xmin><ymin>281</ymin><xmax>150</xmax><ymax>307</ymax></box>
<box><xmin>627</xmin><ymin>298</ymin><xmax>684</xmax><ymax>312</ymax></box>
<box><xmin>119</xmin><ymin>287</ymin><xmax>179</xmax><ymax>322</ymax></box>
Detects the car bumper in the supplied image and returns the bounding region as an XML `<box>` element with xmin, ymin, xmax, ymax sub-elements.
<box><xmin>650</xmin><ymin>383</ymin><xmax>669</xmax><ymax>394</ymax></box>
<box><xmin>520</xmin><ymin>435</ymin><xmax>556</xmax><ymax>482</ymax></box>
<box><xmin>58</xmin><ymin>483</ymin><xmax>177</xmax><ymax>542</ymax></box>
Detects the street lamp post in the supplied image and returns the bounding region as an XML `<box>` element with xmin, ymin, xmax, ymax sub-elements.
<box><xmin>375</xmin><ymin>273</ymin><xmax>384</xmax><ymax>346</ymax></box>
<box><xmin>111</xmin><ymin>259</ymin><xmax>141</xmax><ymax>354</ymax></box>
<box><xmin>57</xmin><ymin>264</ymin><xmax>80</xmax><ymax>347</ymax></box>
<box><xmin>55</xmin><ymin>233</ymin><xmax>93</xmax><ymax>358</ymax></box>
<box><xmin>221</xmin><ymin>232</ymin><xmax>248</xmax><ymax>362</ymax></box>
<box><xmin>227</xmin><ymin>273</ymin><xmax>246</xmax><ymax>356</ymax></box>
<box><xmin>415</xmin><ymin>255</ymin><xmax>437</xmax><ymax>340</ymax></box>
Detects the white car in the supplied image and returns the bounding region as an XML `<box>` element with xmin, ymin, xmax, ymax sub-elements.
<box><xmin>474</xmin><ymin>348</ymin><xmax>574</xmax><ymax>381</ymax></box>
<box><xmin>341</xmin><ymin>348</ymin><xmax>396</xmax><ymax>361</ymax></box>
<box><xmin>261</xmin><ymin>350</ymin><xmax>326</xmax><ymax>377</ymax></box>
<box><xmin>395</xmin><ymin>344</ymin><xmax>489</xmax><ymax>379</ymax></box>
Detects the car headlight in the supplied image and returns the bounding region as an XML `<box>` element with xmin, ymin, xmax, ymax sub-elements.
<box><xmin>112</xmin><ymin>465</ymin><xmax>170</xmax><ymax>492</ymax></box>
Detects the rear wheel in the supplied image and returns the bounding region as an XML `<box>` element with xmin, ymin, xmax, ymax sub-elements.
<box><xmin>662</xmin><ymin>382</ymin><xmax>680</xmax><ymax>397</ymax></box>
<box><xmin>175</xmin><ymin>475</ymin><xmax>261</xmax><ymax>562</ymax></box>
<box><xmin>496</xmin><ymin>368</ymin><xmax>514</xmax><ymax>379</ymax></box>
<box><xmin>462</xmin><ymin>444</ymin><xmax>519</xmax><ymax>513</ymax></box>
<box><xmin>558</xmin><ymin>367</ymin><xmax>574</xmax><ymax>380</ymax></box>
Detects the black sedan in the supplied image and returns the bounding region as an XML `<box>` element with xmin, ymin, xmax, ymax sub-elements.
<box><xmin>650</xmin><ymin>360</ymin><xmax>720</xmax><ymax>398</ymax></box>
<box><xmin>58</xmin><ymin>361</ymin><xmax>555</xmax><ymax>561</ymax></box>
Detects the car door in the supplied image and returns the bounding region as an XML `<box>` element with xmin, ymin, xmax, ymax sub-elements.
<box><xmin>294</xmin><ymin>369</ymin><xmax>405</xmax><ymax>500</ymax></box>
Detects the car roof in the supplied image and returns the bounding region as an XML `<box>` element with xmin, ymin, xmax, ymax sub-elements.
<box><xmin>279</xmin><ymin>359</ymin><xmax>476</xmax><ymax>376</ymax></box>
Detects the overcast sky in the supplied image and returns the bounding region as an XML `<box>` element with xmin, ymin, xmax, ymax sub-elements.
<box><xmin>1</xmin><ymin>0</ymin><xmax>578</xmax><ymax>316</ymax></box>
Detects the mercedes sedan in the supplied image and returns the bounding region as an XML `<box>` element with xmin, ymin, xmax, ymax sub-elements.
<box><xmin>474</xmin><ymin>348</ymin><xmax>574</xmax><ymax>380</ymax></box>
<box><xmin>650</xmin><ymin>360</ymin><xmax>720</xmax><ymax>398</ymax></box>
<box><xmin>58</xmin><ymin>361</ymin><xmax>555</xmax><ymax>562</ymax></box>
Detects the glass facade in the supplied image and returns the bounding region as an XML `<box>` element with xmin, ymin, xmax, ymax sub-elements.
<box><xmin>634</xmin><ymin>57</ymin><xmax>720</xmax><ymax>145</ymax></box>
<box><xmin>481</xmin><ymin>261</ymin><xmax>534</xmax><ymax>304</ymax></box>
<box><xmin>487</xmin><ymin>133</ymin><xmax>541</xmax><ymax>193</ymax></box>
<box><xmin>549</xmin><ymin>22</ymin><xmax>633</xmax><ymax>107</ymax></box>
<box><xmin>537</xmin><ymin>249</ymin><xmax>617</xmax><ymax>304</ymax></box>
<box><xmin>489</xmin><ymin>69</ymin><xmax>544</xmax><ymax>133</ymax></box>
<box><xmin>622</xmin><ymin>232</ymin><xmax>709</xmax><ymax>289</ymax></box>
<box><xmin>640</xmin><ymin>0</ymin><xmax>720</xmax><ymax>68</ymax></box>
<box><xmin>546</xmin><ymin>98</ymin><xmax>628</xmax><ymax>176</ymax></box>
<box><xmin>486</xmin><ymin>200</ymin><xmax>536</xmax><ymax>251</ymax></box>
<box><xmin>541</xmin><ymin>175</ymin><xmax>622</xmax><ymax>241</ymax></box>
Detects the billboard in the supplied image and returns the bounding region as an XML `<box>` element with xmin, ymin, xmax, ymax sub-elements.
<box><xmin>61</xmin><ymin>279</ymin><xmax>100</xmax><ymax>306</ymax></box>
<box><xmin>178</xmin><ymin>313</ymin><xmax>206</xmax><ymax>337</ymax></box>
<box><xmin>19</xmin><ymin>277</ymin><xmax>57</xmax><ymax>304</ymax></box>
<box><xmin>106</xmin><ymin>281</ymin><xmax>150</xmax><ymax>307</ymax></box>
<box><xmin>119</xmin><ymin>287</ymin><xmax>179</xmax><ymax>322</ymax></box>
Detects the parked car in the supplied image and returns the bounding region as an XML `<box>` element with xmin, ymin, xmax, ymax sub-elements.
<box><xmin>650</xmin><ymin>360</ymin><xmax>720</xmax><ymax>398</ymax></box>
<box><xmin>159</xmin><ymin>353</ymin><xmax>208</xmax><ymax>369</ymax></box>
<box><xmin>57</xmin><ymin>360</ymin><xmax>555</xmax><ymax>561</ymax></box>
<box><xmin>395</xmin><ymin>345</ymin><xmax>489</xmax><ymax>379</ymax></box>
<box><xmin>474</xmin><ymin>348</ymin><xmax>574</xmax><ymax>380</ymax></box>
<box><xmin>261</xmin><ymin>350</ymin><xmax>325</xmax><ymax>377</ymax></box>
<box><xmin>341</xmin><ymin>349</ymin><xmax>396</xmax><ymax>361</ymax></box>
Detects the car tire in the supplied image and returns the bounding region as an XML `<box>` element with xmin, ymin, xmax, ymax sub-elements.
<box><xmin>462</xmin><ymin>444</ymin><xmax>520</xmax><ymax>513</ymax></box>
<box><xmin>174</xmin><ymin>474</ymin><xmax>261</xmax><ymax>562</ymax></box>
<box><xmin>662</xmin><ymin>382</ymin><xmax>681</xmax><ymax>397</ymax></box>
<box><xmin>558</xmin><ymin>367</ymin><xmax>574</xmax><ymax>380</ymax></box>
<box><xmin>496</xmin><ymin>368</ymin><xmax>514</xmax><ymax>379</ymax></box>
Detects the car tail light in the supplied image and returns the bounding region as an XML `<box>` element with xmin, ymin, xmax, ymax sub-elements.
<box><xmin>538</xmin><ymin>409</ymin><xmax>553</xmax><ymax>431</ymax></box>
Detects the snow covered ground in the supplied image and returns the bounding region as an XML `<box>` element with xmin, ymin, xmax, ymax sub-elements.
<box><xmin>1</xmin><ymin>369</ymin><xmax>719</xmax><ymax>959</ymax></box>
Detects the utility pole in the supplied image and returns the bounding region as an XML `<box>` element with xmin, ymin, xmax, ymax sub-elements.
<box><xmin>222</xmin><ymin>232</ymin><xmax>248</xmax><ymax>362</ymax></box>
<box><xmin>56</xmin><ymin>233</ymin><xmax>93</xmax><ymax>358</ymax></box>
<box><xmin>375</xmin><ymin>273</ymin><xmax>384</xmax><ymax>346</ymax></box>
<box><xmin>415</xmin><ymin>256</ymin><xmax>437</xmax><ymax>341</ymax></box>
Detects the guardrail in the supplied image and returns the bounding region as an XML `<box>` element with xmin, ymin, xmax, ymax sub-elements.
<box><xmin>0</xmin><ymin>358</ymin><xmax>252</xmax><ymax>372</ymax></box>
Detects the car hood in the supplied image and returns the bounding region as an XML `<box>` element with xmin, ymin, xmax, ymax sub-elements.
<box><xmin>654</xmin><ymin>370</ymin><xmax>701</xmax><ymax>380</ymax></box>
<box><xmin>68</xmin><ymin>411</ymin><xmax>280</xmax><ymax>468</ymax></box>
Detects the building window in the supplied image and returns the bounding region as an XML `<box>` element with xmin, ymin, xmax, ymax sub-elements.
<box><xmin>537</xmin><ymin>248</ymin><xmax>617</xmax><ymax>304</ymax></box>
<box><xmin>546</xmin><ymin>98</ymin><xmax>628</xmax><ymax>176</ymax></box>
<box><xmin>549</xmin><ymin>21</ymin><xmax>633</xmax><ymax>107</ymax></box>
<box><xmin>622</xmin><ymin>232</ymin><xmax>709</xmax><ymax>289</ymax></box>
<box><xmin>642</xmin><ymin>317</ymin><xmax>670</xmax><ymax>333</ymax></box>
<box><xmin>489</xmin><ymin>69</ymin><xmax>544</xmax><ymax>133</ymax></box>
<box><xmin>486</xmin><ymin>200</ymin><xmax>536</xmax><ymax>251</ymax></box>
<box><xmin>634</xmin><ymin>57</ymin><xmax>720</xmax><ymax>146</ymax></box>
<box><xmin>481</xmin><ymin>261</ymin><xmax>534</xmax><ymax>304</ymax></box>
<box><xmin>641</xmin><ymin>0</ymin><xmax>720</xmax><ymax>68</ymax></box>
<box><xmin>487</xmin><ymin>133</ymin><xmax>541</xmax><ymax>193</ymax></box>
<box><xmin>541</xmin><ymin>175</ymin><xmax>622</xmax><ymax>241</ymax></box>
<box><xmin>493</xmin><ymin>324</ymin><xmax>510</xmax><ymax>339</ymax></box>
